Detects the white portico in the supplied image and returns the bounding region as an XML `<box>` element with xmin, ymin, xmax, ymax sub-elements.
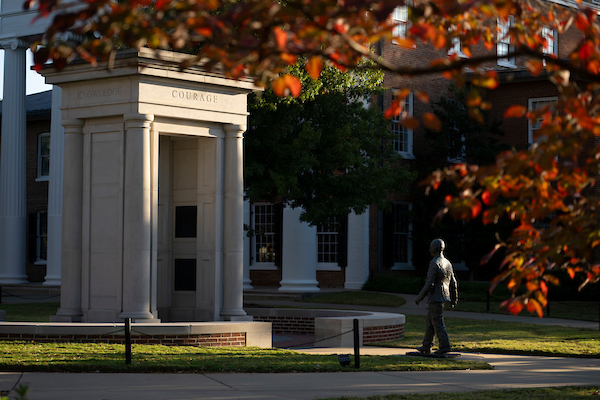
<box><xmin>42</xmin><ymin>49</ymin><xmax>256</xmax><ymax>323</ymax></box>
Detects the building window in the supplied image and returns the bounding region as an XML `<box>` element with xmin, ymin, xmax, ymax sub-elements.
<box><xmin>392</xmin><ymin>6</ymin><xmax>409</xmax><ymax>40</ymax></box>
<box><xmin>392</xmin><ymin>92</ymin><xmax>414</xmax><ymax>158</ymax></box>
<box><xmin>497</xmin><ymin>16</ymin><xmax>516</xmax><ymax>67</ymax></box>
<box><xmin>542</xmin><ymin>26</ymin><xmax>557</xmax><ymax>64</ymax></box>
<box><xmin>37</xmin><ymin>133</ymin><xmax>50</xmax><ymax>181</ymax></box>
<box><xmin>174</xmin><ymin>259</ymin><xmax>196</xmax><ymax>291</ymax></box>
<box><xmin>392</xmin><ymin>202</ymin><xmax>413</xmax><ymax>270</ymax></box>
<box><xmin>174</xmin><ymin>206</ymin><xmax>197</xmax><ymax>238</ymax></box>
<box><xmin>36</xmin><ymin>211</ymin><xmax>48</xmax><ymax>263</ymax></box>
<box><xmin>528</xmin><ymin>97</ymin><xmax>557</xmax><ymax>144</ymax></box>
<box><xmin>317</xmin><ymin>218</ymin><xmax>339</xmax><ymax>264</ymax></box>
<box><xmin>253</xmin><ymin>203</ymin><xmax>276</xmax><ymax>264</ymax></box>
<box><xmin>449</xmin><ymin>36</ymin><xmax>467</xmax><ymax>58</ymax></box>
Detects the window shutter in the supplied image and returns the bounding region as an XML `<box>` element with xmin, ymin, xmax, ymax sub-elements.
<box><xmin>248</xmin><ymin>203</ymin><xmax>253</xmax><ymax>266</ymax></box>
<box><xmin>382</xmin><ymin>210</ymin><xmax>394</xmax><ymax>269</ymax></box>
<box><xmin>28</xmin><ymin>213</ymin><xmax>37</xmax><ymax>263</ymax></box>
<box><xmin>337</xmin><ymin>214</ymin><xmax>348</xmax><ymax>267</ymax></box>
<box><xmin>273</xmin><ymin>203</ymin><xmax>284</xmax><ymax>267</ymax></box>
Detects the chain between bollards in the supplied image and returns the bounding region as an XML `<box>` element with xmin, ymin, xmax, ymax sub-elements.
<box><xmin>125</xmin><ymin>318</ymin><xmax>132</xmax><ymax>365</ymax></box>
<box><xmin>353</xmin><ymin>318</ymin><xmax>360</xmax><ymax>369</ymax></box>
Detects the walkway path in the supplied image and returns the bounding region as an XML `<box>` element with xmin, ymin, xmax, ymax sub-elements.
<box><xmin>0</xmin><ymin>351</ymin><xmax>598</xmax><ymax>399</ymax></box>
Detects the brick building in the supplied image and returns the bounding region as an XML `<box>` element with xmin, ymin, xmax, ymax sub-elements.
<box><xmin>0</xmin><ymin>90</ymin><xmax>51</xmax><ymax>282</ymax></box>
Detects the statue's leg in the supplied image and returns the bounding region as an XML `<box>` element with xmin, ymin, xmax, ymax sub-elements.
<box><xmin>420</xmin><ymin>303</ymin><xmax>435</xmax><ymax>350</ymax></box>
<box><xmin>432</xmin><ymin>302</ymin><xmax>451</xmax><ymax>353</ymax></box>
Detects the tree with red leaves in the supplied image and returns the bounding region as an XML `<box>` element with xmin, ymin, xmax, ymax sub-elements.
<box><xmin>27</xmin><ymin>0</ymin><xmax>600</xmax><ymax>316</ymax></box>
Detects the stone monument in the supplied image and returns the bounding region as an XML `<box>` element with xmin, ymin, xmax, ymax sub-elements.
<box><xmin>42</xmin><ymin>49</ymin><xmax>257</xmax><ymax>323</ymax></box>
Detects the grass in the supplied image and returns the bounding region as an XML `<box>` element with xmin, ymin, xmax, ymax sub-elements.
<box><xmin>374</xmin><ymin>314</ymin><xmax>600</xmax><ymax>358</ymax></box>
<box><xmin>0</xmin><ymin>342</ymin><xmax>491</xmax><ymax>373</ymax></box>
<box><xmin>0</xmin><ymin>302</ymin><xmax>59</xmax><ymax>322</ymax></box>
<box><xmin>454</xmin><ymin>300</ymin><xmax>600</xmax><ymax>322</ymax></box>
<box><xmin>317</xmin><ymin>386</ymin><xmax>600</xmax><ymax>400</ymax></box>
<box><xmin>299</xmin><ymin>291</ymin><xmax>406</xmax><ymax>307</ymax></box>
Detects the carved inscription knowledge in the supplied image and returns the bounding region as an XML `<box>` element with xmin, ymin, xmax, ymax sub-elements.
<box><xmin>77</xmin><ymin>87</ymin><xmax>123</xmax><ymax>100</ymax></box>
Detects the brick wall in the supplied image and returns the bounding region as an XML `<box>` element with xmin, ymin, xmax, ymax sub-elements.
<box><xmin>363</xmin><ymin>324</ymin><xmax>404</xmax><ymax>343</ymax></box>
<box><xmin>316</xmin><ymin>270</ymin><xmax>344</xmax><ymax>288</ymax></box>
<box><xmin>253</xmin><ymin>316</ymin><xmax>314</xmax><ymax>334</ymax></box>
<box><xmin>26</xmin><ymin>120</ymin><xmax>51</xmax><ymax>282</ymax></box>
<box><xmin>250</xmin><ymin>269</ymin><xmax>282</xmax><ymax>287</ymax></box>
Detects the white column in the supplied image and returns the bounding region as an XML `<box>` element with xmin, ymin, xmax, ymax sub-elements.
<box><xmin>242</xmin><ymin>199</ymin><xmax>253</xmax><ymax>290</ymax></box>
<box><xmin>220</xmin><ymin>124</ymin><xmax>249</xmax><ymax>320</ymax></box>
<box><xmin>279</xmin><ymin>206</ymin><xmax>320</xmax><ymax>293</ymax></box>
<box><xmin>119</xmin><ymin>113</ymin><xmax>157</xmax><ymax>322</ymax></box>
<box><xmin>44</xmin><ymin>86</ymin><xmax>64</xmax><ymax>286</ymax></box>
<box><xmin>344</xmin><ymin>210</ymin><xmax>370</xmax><ymax>289</ymax></box>
<box><xmin>0</xmin><ymin>39</ymin><xmax>28</xmax><ymax>284</ymax></box>
<box><xmin>53</xmin><ymin>119</ymin><xmax>84</xmax><ymax>321</ymax></box>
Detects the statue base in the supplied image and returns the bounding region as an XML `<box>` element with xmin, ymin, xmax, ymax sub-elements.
<box><xmin>406</xmin><ymin>351</ymin><xmax>461</xmax><ymax>359</ymax></box>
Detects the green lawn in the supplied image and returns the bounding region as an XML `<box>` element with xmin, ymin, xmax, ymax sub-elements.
<box><xmin>454</xmin><ymin>300</ymin><xmax>600</xmax><ymax>322</ymax></box>
<box><xmin>318</xmin><ymin>386</ymin><xmax>600</xmax><ymax>400</ymax></box>
<box><xmin>299</xmin><ymin>291</ymin><xmax>406</xmax><ymax>307</ymax></box>
<box><xmin>375</xmin><ymin>314</ymin><xmax>600</xmax><ymax>357</ymax></box>
<box><xmin>0</xmin><ymin>302</ymin><xmax>59</xmax><ymax>322</ymax></box>
<box><xmin>0</xmin><ymin>342</ymin><xmax>490</xmax><ymax>373</ymax></box>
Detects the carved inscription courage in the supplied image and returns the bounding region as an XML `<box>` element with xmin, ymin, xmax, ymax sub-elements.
<box><xmin>77</xmin><ymin>87</ymin><xmax>123</xmax><ymax>100</ymax></box>
<box><xmin>172</xmin><ymin>90</ymin><xmax>218</xmax><ymax>103</ymax></box>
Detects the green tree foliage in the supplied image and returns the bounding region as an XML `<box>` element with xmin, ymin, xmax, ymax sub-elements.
<box><xmin>245</xmin><ymin>62</ymin><xmax>415</xmax><ymax>224</ymax></box>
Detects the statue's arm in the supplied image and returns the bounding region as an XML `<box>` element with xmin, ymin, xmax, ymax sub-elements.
<box><xmin>416</xmin><ymin>263</ymin><xmax>436</xmax><ymax>305</ymax></box>
<box><xmin>450</xmin><ymin>271</ymin><xmax>458</xmax><ymax>307</ymax></box>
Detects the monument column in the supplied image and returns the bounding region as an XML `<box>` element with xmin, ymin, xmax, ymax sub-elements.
<box><xmin>221</xmin><ymin>124</ymin><xmax>249</xmax><ymax>320</ymax></box>
<box><xmin>53</xmin><ymin>119</ymin><xmax>85</xmax><ymax>321</ymax></box>
<box><xmin>279</xmin><ymin>207</ymin><xmax>320</xmax><ymax>292</ymax></box>
<box><xmin>0</xmin><ymin>39</ymin><xmax>28</xmax><ymax>284</ymax></box>
<box><xmin>242</xmin><ymin>199</ymin><xmax>253</xmax><ymax>290</ymax></box>
<box><xmin>44</xmin><ymin>86</ymin><xmax>65</xmax><ymax>285</ymax></box>
<box><xmin>119</xmin><ymin>113</ymin><xmax>157</xmax><ymax>322</ymax></box>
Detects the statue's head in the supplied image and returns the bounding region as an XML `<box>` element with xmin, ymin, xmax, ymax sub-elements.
<box><xmin>429</xmin><ymin>238</ymin><xmax>445</xmax><ymax>256</ymax></box>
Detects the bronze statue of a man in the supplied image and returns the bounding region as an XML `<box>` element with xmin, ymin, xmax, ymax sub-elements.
<box><xmin>415</xmin><ymin>238</ymin><xmax>458</xmax><ymax>354</ymax></box>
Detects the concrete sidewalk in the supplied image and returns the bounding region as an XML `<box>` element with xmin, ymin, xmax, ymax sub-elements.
<box><xmin>0</xmin><ymin>349</ymin><xmax>599</xmax><ymax>399</ymax></box>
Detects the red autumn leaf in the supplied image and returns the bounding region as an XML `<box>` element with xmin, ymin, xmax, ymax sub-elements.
<box><xmin>540</xmin><ymin>280</ymin><xmax>548</xmax><ymax>296</ymax></box>
<box><xmin>504</xmin><ymin>105</ymin><xmax>527</xmax><ymax>118</ymax></box>
<box><xmin>481</xmin><ymin>190</ymin><xmax>494</xmax><ymax>206</ymax></box>
<box><xmin>525</xmin><ymin>60</ymin><xmax>543</xmax><ymax>76</ymax></box>
<box><xmin>384</xmin><ymin>99</ymin><xmax>401</xmax><ymax>119</ymax></box>
<box><xmin>395</xmin><ymin>37</ymin><xmax>416</xmax><ymax>49</ymax></box>
<box><xmin>575</xmin><ymin>12</ymin><xmax>590</xmax><ymax>30</ymax></box>
<box><xmin>402</xmin><ymin>117</ymin><xmax>420</xmax><ymax>130</ymax></box>
<box><xmin>306</xmin><ymin>56</ymin><xmax>323</xmax><ymax>80</ymax></box>
<box><xmin>284</xmin><ymin>74</ymin><xmax>302</xmax><ymax>97</ymax></box>
<box><xmin>414</xmin><ymin>90</ymin><xmax>429</xmax><ymax>103</ymax></box>
<box><xmin>502</xmin><ymin>298</ymin><xmax>524</xmax><ymax>315</ymax></box>
<box><xmin>272</xmin><ymin>76</ymin><xmax>287</xmax><ymax>97</ymax></box>
<box><xmin>274</xmin><ymin>27</ymin><xmax>288</xmax><ymax>50</ymax></box>
<box><xmin>579</xmin><ymin>41</ymin><xmax>594</xmax><ymax>61</ymax></box>
<box><xmin>422</xmin><ymin>112</ymin><xmax>442</xmax><ymax>132</ymax></box>
<box><xmin>470</xmin><ymin>199</ymin><xmax>482</xmax><ymax>219</ymax></box>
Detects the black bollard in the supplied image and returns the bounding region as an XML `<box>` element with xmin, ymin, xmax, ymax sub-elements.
<box><xmin>125</xmin><ymin>318</ymin><xmax>132</xmax><ymax>365</ymax></box>
<box><xmin>353</xmin><ymin>318</ymin><xmax>360</xmax><ymax>369</ymax></box>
